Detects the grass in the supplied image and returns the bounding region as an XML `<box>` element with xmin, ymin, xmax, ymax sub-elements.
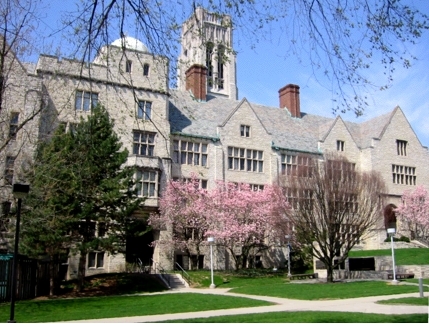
<box><xmin>2</xmin><ymin>272</ymin><xmax>427</xmax><ymax>322</ymax></box>
<box><xmin>0</xmin><ymin>293</ymin><xmax>272</xmax><ymax>323</ymax></box>
<box><xmin>162</xmin><ymin>311</ymin><xmax>428</xmax><ymax>323</ymax></box>
<box><xmin>185</xmin><ymin>271</ymin><xmax>428</xmax><ymax>300</ymax></box>
<box><xmin>186</xmin><ymin>270</ymin><xmax>288</xmax><ymax>289</ymax></box>
<box><xmin>228</xmin><ymin>280</ymin><xmax>428</xmax><ymax>300</ymax></box>
<box><xmin>405</xmin><ymin>278</ymin><xmax>429</xmax><ymax>285</ymax></box>
<box><xmin>348</xmin><ymin>248</ymin><xmax>429</xmax><ymax>265</ymax></box>
<box><xmin>378</xmin><ymin>297</ymin><xmax>429</xmax><ymax>306</ymax></box>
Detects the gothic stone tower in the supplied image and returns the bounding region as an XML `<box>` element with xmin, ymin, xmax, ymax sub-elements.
<box><xmin>177</xmin><ymin>7</ymin><xmax>238</xmax><ymax>101</ymax></box>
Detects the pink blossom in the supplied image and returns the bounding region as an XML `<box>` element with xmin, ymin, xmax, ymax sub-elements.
<box><xmin>396</xmin><ymin>185</ymin><xmax>429</xmax><ymax>237</ymax></box>
<box><xmin>149</xmin><ymin>177</ymin><xmax>291</xmax><ymax>270</ymax></box>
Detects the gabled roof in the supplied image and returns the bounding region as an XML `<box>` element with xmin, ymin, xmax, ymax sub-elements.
<box><xmin>1</xmin><ymin>36</ymin><xmax>35</xmax><ymax>76</ymax></box>
<box><xmin>318</xmin><ymin>116</ymin><xmax>362</xmax><ymax>149</ymax></box>
<box><xmin>169</xmin><ymin>90</ymin><xmax>332</xmax><ymax>153</ymax></box>
<box><xmin>219</xmin><ymin>98</ymin><xmax>271</xmax><ymax>135</ymax></box>
<box><xmin>253</xmin><ymin>103</ymin><xmax>331</xmax><ymax>153</ymax></box>
<box><xmin>168</xmin><ymin>90</ymin><xmax>400</xmax><ymax>153</ymax></box>
<box><xmin>169</xmin><ymin>91</ymin><xmax>239</xmax><ymax>139</ymax></box>
<box><xmin>348</xmin><ymin>109</ymin><xmax>396</xmax><ymax>148</ymax></box>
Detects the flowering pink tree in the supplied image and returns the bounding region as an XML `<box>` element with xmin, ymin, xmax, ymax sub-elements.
<box><xmin>205</xmin><ymin>182</ymin><xmax>290</xmax><ymax>270</ymax></box>
<box><xmin>148</xmin><ymin>176</ymin><xmax>209</xmax><ymax>269</ymax></box>
<box><xmin>396</xmin><ymin>185</ymin><xmax>429</xmax><ymax>240</ymax></box>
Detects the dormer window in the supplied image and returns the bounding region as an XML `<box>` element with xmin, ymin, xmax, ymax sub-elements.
<box><xmin>396</xmin><ymin>140</ymin><xmax>407</xmax><ymax>156</ymax></box>
<box><xmin>240</xmin><ymin>125</ymin><xmax>250</xmax><ymax>137</ymax></box>
<box><xmin>126</xmin><ymin>60</ymin><xmax>132</xmax><ymax>73</ymax></box>
<box><xmin>336</xmin><ymin>140</ymin><xmax>345</xmax><ymax>152</ymax></box>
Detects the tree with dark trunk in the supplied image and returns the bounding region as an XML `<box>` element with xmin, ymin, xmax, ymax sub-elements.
<box><xmin>279</xmin><ymin>153</ymin><xmax>386</xmax><ymax>282</ymax></box>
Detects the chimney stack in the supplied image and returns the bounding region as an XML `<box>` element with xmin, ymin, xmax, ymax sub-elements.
<box><xmin>279</xmin><ymin>84</ymin><xmax>301</xmax><ymax>118</ymax></box>
<box><xmin>185</xmin><ymin>64</ymin><xmax>207</xmax><ymax>102</ymax></box>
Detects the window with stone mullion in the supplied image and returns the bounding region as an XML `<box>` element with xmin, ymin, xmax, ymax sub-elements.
<box><xmin>133</xmin><ymin>131</ymin><xmax>155</xmax><ymax>156</ymax></box>
<box><xmin>136</xmin><ymin>170</ymin><xmax>157</xmax><ymax>197</ymax></box>
<box><xmin>228</xmin><ymin>147</ymin><xmax>263</xmax><ymax>172</ymax></box>
<box><xmin>173</xmin><ymin>140</ymin><xmax>208</xmax><ymax>166</ymax></box>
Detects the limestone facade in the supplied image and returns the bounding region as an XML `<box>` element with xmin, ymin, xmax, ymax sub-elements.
<box><xmin>1</xmin><ymin>8</ymin><xmax>428</xmax><ymax>276</ymax></box>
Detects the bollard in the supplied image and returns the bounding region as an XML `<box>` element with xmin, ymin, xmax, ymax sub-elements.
<box><xmin>419</xmin><ymin>278</ymin><xmax>424</xmax><ymax>298</ymax></box>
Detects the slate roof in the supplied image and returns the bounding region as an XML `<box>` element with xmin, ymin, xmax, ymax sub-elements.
<box><xmin>168</xmin><ymin>90</ymin><xmax>396</xmax><ymax>154</ymax></box>
<box><xmin>349</xmin><ymin>109</ymin><xmax>396</xmax><ymax>148</ymax></box>
<box><xmin>169</xmin><ymin>91</ymin><xmax>239</xmax><ymax>139</ymax></box>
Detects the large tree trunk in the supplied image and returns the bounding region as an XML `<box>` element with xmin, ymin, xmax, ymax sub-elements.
<box><xmin>241</xmin><ymin>255</ymin><xmax>247</xmax><ymax>269</ymax></box>
<box><xmin>195</xmin><ymin>243</ymin><xmax>201</xmax><ymax>270</ymax></box>
<box><xmin>76</xmin><ymin>252</ymin><xmax>87</xmax><ymax>292</ymax></box>
<box><xmin>235</xmin><ymin>257</ymin><xmax>241</xmax><ymax>271</ymax></box>
<box><xmin>49</xmin><ymin>257</ymin><xmax>55</xmax><ymax>296</ymax></box>
<box><xmin>326</xmin><ymin>264</ymin><xmax>334</xmax><ymax>283</ymax></box>
<box><xmin>228</xmin><ymin>248</ymin><xmax>241</xmax><ymax>271</ymax></box>
<box><xmin>185</xmin><ymin>250</ymin><xmax>193</xmax><ymax>270</ymax></box>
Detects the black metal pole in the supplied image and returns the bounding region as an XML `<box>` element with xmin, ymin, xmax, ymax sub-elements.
<box><xmin>8</xmin><ymin>198</ymin><xmax>21</xmax><ymax>323</ymax></box>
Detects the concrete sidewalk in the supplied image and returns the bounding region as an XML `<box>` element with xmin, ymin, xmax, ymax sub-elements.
<box><xmin>58</xmin><ymin>287</ymin><xmax>428</xmax><ymax>323</ymax></box>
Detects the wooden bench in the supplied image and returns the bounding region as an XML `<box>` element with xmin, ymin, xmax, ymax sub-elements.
<box><xmin>387</xmin><ymin>273</ymin><xmax>415</xmax><ymax>280</ymax></box>
<box><xmin>290</xmin><ymin>273</ymin><xmax>319</xmax><ymax>280</ymax></box>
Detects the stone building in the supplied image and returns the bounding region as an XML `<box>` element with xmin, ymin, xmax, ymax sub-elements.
<box><xmin>0</xmin><ymin>40</ymin><xmax>45</xmax><ymax>252</ymax></box>
<box><xmin>1</xmin><ymin>8</ymin><xmax>428</xmax><ymax>277</ymax></box>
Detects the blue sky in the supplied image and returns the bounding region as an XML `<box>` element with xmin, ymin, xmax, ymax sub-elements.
<box><xmin>238</xmin><ymin>30</ymin><xmax>429</xmax><ymax>148</ymax></box>
<box><xmin>35</xmin><ymin>1</ymin><xmax>429</xmax><ymax>148</ymax></box>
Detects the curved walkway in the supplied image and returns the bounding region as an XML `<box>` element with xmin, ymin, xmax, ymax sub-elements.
<box><xmin>61</xmin><ymin>287</ymin><xmax>428</xmax><ymax>323</ymax></box>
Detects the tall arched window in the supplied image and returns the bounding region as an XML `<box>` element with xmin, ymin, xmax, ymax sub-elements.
<box><xmin>217</xmin><ymin>45</ymin><xmax>225</xmax><ymax>89</ymax></box>
<box><xmin>206</xmin><ymin>42</ymin><xmax>214</xmax><ymax>87</ymax></box>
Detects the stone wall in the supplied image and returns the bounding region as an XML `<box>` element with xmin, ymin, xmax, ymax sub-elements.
<box><xmin>316</xmin><ymin>255</ymin><xmax>429</xmax><ymax>279</ymax></box>
<box><xmin>67</xmin><ymin>252</ymin><xmax>126</xmax><ymax>280</ymax></box>
<box><xmin>397</xmin><ymin>265</ymin><xmax>429</xmax><ymax>278</ymax></box>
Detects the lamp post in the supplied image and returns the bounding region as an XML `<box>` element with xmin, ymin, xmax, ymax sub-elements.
<box><xmin>9</xmin><ymin>183</ymin><xmax>30</xmax><ymax>323</ymax></box>
<box><xmin>285</xmin><ymin>235</ymin><xmax>291</xmax><ymax>277</ymax></box>
<box><xmin>207</xmin><ymin>237</ymin><xmax>216</xmax><ymax>288</ymax></box>
<box><xmin>387</xmin><ymin>228</ymin><xmax>398</xmax><ymax>285</ymax></box>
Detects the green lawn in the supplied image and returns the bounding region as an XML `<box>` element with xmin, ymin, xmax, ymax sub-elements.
<box><xmin>186</xmin><ymin>271</ymin><xmax>428</xmax><ymax>300</ymax></box>
<box><xmin>188</xmin><ymin>271</ymin><xmax>288</xmax><ymax>289</ymax></box>
<box><xmin>228</xmin><ymin>280</ymin><xmax>428</xmax><ymax>300</ymax></box>
<box><xmin>0</xmin><ymin>293</ymin><xmax>272</xmax><ymax>323</ymax></box>
<box><xmin>2</xmin><ymin>273</ymin><xmax>427</xmax><ymax>323</ymax></box>
<box><xmin>162</xmin><ymin>311</ymin><xmax>428</xmax><ymax>323</ymax></box>
<box><xmin>348</xmin><ymin>248</ymin><xmax>429</xmax><ymax>265</ymax></box>
<box><xmin>378</xmin><ymin>297</ymin><xmax>429</xmax><ymax>306</ymax></box>
<box><xmin>406</xmin><ymin>278</ymin><xmax>429</xmax><ymax>285</ymax></box>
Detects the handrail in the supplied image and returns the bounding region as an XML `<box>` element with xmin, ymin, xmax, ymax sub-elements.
<box><xmin>151</xmin><ymin>258</ymin><xmax>170</xmax><ymax>286</ymax></box>
<box><xmin>175</xmin><ymin>262</ymin><xmax>191</xmax><ymax>286</ymax></box>
<box><xmin>414</xmin><ymin>237</ymin><xmax>429</xmax><ymax>247</ymax></box>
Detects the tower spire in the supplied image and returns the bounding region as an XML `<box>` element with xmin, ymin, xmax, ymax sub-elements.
<box><xmin>178</xmin><ymin>7</ymin><xmax>237</xmax><ymax>100</ymax></box>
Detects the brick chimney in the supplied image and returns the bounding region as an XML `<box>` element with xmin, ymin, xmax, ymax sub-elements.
<box><xmin>279</xmin><ymin>84</ymin><xmax>301</xmax><ymax>118</ymax></box>
<box><xmin>185</xmin><ymin>64</ymin><xmax>207</xmax><ymax>102</ymax></box>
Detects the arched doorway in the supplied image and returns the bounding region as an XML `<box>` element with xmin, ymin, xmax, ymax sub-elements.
<box><xmin>125</xmin><ymin>218</ymin><xmax>154</xmax><ymax>269</ymax></box>
<box><xmin>384</xmin><ymin>203</ymin><xmax>397</xmax><ymax>237</ymax></box>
